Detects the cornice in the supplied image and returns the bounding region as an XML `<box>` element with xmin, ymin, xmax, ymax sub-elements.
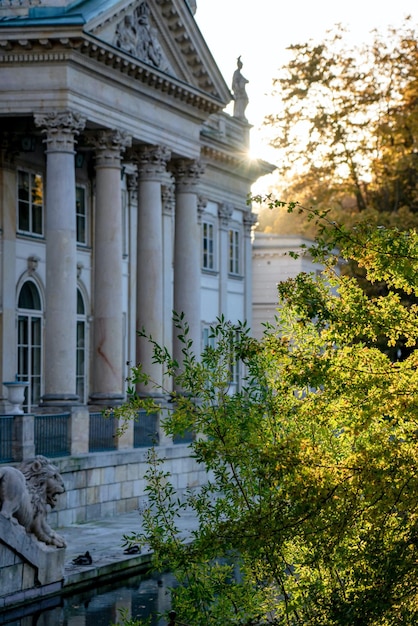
<box><xmin>201</xmin><ymin>144</ymin><xmax>276</xmax><ymax>184</ymax></box>
<box><xmin>0</xmin><ymin>30</ymin><xmax>224</xmax><ymax>114</ymax></box>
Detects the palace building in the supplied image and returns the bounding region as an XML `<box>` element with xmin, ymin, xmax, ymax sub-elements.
<box><xmin>0</xmin><ymin>0</ymin><xmax>278</xmax><ymax>534</ymax></box>
<box><xmin>0</xmin><ymin>0</ymin><xmax>273</xmax><ymax>417</ymax></box>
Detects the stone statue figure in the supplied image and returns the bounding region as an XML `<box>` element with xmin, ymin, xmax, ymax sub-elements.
<box><xmin>232</xmin><ymin>56</ymin><xmax>249</xmax><ymax>121</ymax></box>
<box><xmin>0</xmin><ymin>455</ymin><xmax>66</xmax><ymax>548</ymax></box>
<box><xmin>114</xmin><ymin>1</ymin><xmax>170</xmax><ymax>73</ymax></box>
<box><xmin>114</xmin><ymin>15</ymin><xmax>137</xmax><ymax>57</ymax></box>
<box><xmin>134</xmin><ymin>2</ymin><xmax>163</xmax><ymax>68</ymax></box>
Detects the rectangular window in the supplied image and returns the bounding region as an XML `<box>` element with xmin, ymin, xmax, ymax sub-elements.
<box><xmin>229</xmin><ymin>229</ymin><xmax>240</xmax><ymax>275</ymax></box>
<box><xmin>202</xmin><ymin>222</ymin><xmax>214</xmax><ymax>270</ymax></box>
<box><xmin>18</xmin><ymin>170</ymin><xmax>43</xmax><ymax>236</ymax></box>
<box><xmin>202</xmin><ymin>325</ymin><xmax>216</xmax><ymax>351</ymax></box>
<box><xmin>76</xmin><ymin>186</ymin><xmax>87</xmax><ymax>244</ymax></box>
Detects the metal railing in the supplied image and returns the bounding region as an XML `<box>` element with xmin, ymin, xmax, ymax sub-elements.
<box><xmin>89</xmin><ymin>412</ymin><xmax>117</xmax><ymax>452</ymax></box>
<box><xmin>134</xmin><ymin>410</ymin><xmax>159</xmax><ymax>447</ymax></box>
<box><xmin>0</xmin><ymin>408</ymin><xmax>191</xmax><ymax>463</ymax></box>
<box><xmin>0</xmin><ymin>415</ymin><xmax>14</xmax><ymax>462</ymax></box>
<box><xmin>35</xmin><ymin>413</ymin><xmax>71</xmax><ymax>457</ymax></box>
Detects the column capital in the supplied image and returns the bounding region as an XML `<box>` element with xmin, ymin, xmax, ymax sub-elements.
<box><xmin>243</xmin><ymin>210</ymin><xmax>258</xmax><ymax>234</ymax></box>
<box><xmin>135</xmin><ymin>144</ymin><xmax>171</xmax><ymax>181</ymax></box>
<box><xmin>34</xmin><ymin>110</ymin><xmax>86</xmax><ymax>152</ymax></box>
<box><xmin>162</xmin><ymin>183</ymin><xmax>175</xmax><ymax>215</ymax></box>
<box><xmin>218</xmin><ymin>202</ymin><xmax>233</xmax><ymax>229</ymax></box>
<box><xmin>197</xmin><ymin>195</ymin><xmax>207</xmax><ymax>224</ymax></box>
<box><xmin>171</xmin><ymin>158</ymin><xmax>205</xmax><ymax>192</ymax></box>
<box><xmin>127</xmin><ymin>171</ymin><xmax>138</xmax><ymax>203</ymax></box>
<box><xmin>90</xmin><ymin>129</ymin><xmax>132</xmax><ymax>167</ymax></box>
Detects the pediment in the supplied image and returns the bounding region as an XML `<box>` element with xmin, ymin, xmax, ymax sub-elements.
<box><xmin>85</xmin><ymin>0</ymin><xmax>230</xmax><ymax>102</ymax></box>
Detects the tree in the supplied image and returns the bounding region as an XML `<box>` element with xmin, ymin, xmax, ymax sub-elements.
<box><xmin>258</xmin><ymin>20</ymin><xmax>418</xmax><ymax>236</ymax></box>
<box><xmin>117</xmin><ymin>210</ymin><xmax>418</xmax><ymax>625</ymax></box>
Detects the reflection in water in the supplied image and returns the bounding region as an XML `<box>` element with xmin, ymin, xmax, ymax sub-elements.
<box><xmin>0</xmin><ymin>572</ymin><xmax>176</xmax><ymax>626</ymax></box>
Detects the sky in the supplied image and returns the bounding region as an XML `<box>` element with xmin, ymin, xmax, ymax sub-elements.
<box><xmin>195</xmin><ymin>0</ymin><xmax>418</xmax><ymax>164</ymax></box>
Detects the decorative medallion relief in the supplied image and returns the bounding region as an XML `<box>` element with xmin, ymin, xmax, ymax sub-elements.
<box><xmin>114</xmin><ymin>1</ymin><xmax>172</xmax><ymax>73</ymax></box>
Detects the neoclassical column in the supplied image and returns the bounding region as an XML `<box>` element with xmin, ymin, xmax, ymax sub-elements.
<box><xmin>135</xmin><ymin>145</ymin><xmax>171</xmax><ymax>394</ymax></box>
<box><xmin>171</xmin><ymin>159</ymin><xmax>204</xmax><ymax>363</ymax></box>
<box><xmin>0</xmin><ymin>138</ymin><xmax>18</xmax><ymax>399</ymax></box>
<box><xmin>243</xmin><ymin>211</ymin><xmax>258</xmax><ymax>328</ymax></box>
<box><xmin>218</xmin><ymin>202</ymin><xmax>234</xmax><ymax>318</ymax></box>
<box><xmin>34</xmin><ymin>110</ymin><xmax>86</xmax><ymax>405</ymax></box>
<box><xmin>89</xmin><ymin>129</ymin><xmax>131</xmax><ymax>406</ymax></box>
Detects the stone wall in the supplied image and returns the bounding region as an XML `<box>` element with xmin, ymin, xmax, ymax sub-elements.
<box><xmin>48</xmin><ymin>444</ymin><xmax>207</xmax><ymax>528</ymax></box>
<box><xmin>0</xmin><ymin>515</ymin><xmax>65</xmax><ymax>608</ymax></box>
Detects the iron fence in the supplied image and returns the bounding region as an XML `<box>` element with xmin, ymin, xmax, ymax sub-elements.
<box><xmin>35</xmin><ymin>413</ymin><xmax>70</xmax><ymax>457</ymax></box>
<box><xmin>0</xmin><ymin>415</ymin><xmax>13</xmax><ymax>462</ymax></box>
<box><xmin>134</xmin><ymin>410</ymin><xmax>159</xmax><ymax>447</ymax></box>
<box><xmin>89</xmin><ymin>412</ymin><xmax>117</xmax><ymax>452</ymax></box>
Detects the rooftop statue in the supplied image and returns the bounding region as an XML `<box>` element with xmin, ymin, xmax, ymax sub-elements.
<box><xmin>232</xmin><ymin>56</ymin><xmax>249</xmax><ymax>121</ymax></box>
<box><xmin>0</xmin><ymin>455</ymin><xmax>66</xmax><ymax>548</ymax></box>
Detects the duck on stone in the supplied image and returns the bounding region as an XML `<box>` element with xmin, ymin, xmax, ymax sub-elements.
<box><xmin>72</xmin><ymin>551</ymin><xmax>93</xmax><ymax>565</ymax></box>
<box><xmin>123</xmin><ymin>544</ymin><xmax>141</xmax><ymax>555</ymax></box>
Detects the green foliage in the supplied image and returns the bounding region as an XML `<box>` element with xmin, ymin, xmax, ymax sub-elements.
<box><xmin>118</xmin><ymin>216</ymin><xmax>418</xmax><ymax>625</ymax></box>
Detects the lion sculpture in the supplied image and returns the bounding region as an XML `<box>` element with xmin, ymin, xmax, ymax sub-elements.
<box><xmin>0</xmin><ymin>455</ymin><xmax>66</xmax><ymax>548</ymax></box>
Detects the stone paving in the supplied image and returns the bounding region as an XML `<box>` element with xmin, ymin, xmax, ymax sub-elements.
<box><xmin>61</xmin><ymin>510</ymin><xmax>198</xmax><ymax>588</ymax></box>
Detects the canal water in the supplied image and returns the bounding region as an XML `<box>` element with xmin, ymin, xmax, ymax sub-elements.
<box><xmin>0</xmin><ymin>571</ymin><xmax>177</xmax><ymax>626</ymax></box>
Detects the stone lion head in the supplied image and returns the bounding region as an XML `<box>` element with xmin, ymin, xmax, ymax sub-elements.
<box><xmin>19</xmin><ymin>455</ymin><xmax>65</xmax><ymax>509</ymax></box>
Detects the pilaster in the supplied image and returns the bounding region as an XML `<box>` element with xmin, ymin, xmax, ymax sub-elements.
<box><xmin>243</xmin><ymin>211</ymin><xmax>258</xmax><ymax>328</ymax></box>
<box><xmin>162</xmin><ymin>182</ymin><xmax>175</xmax><ymax>392</ymax></box>
<box><xmin>218</xmin><ymin>202</ymin><xmax>234</xmax><ymax>318</ymax></box>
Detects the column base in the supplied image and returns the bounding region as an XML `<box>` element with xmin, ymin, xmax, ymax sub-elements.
<box><xmin>41</xmin><ymin>394</ymin><xmax>80</xmax><ymax>407</ymax></box>
<box><xmin>88</xmin><ymin>392</ymin><xmax>124</xmax><ymax>407</ymax></box>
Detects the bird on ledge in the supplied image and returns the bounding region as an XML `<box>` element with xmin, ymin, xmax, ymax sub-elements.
<box><xmin>123</xmin><ymin>544</ymin><xmax>141</xmax><ymax>555</ymax></box>
<box><xmin>72</xmin><ymin>551</ymin><xmax>93</xmax><ymax>565</ymax></box>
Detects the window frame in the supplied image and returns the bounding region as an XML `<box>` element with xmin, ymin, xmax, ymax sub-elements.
<box><xmin>76</xmin><ymin>288</ymin><xmax>88</xmax><ymax>404</ymax></box>
<box><xmin>17</xmin><ymin>169</ymin><xmax>44</xmax><ymax>237</ymax></box>
<box><xmin>76</xmin><ymin>184</ymin><xmax>88</xmax><ymax>245</ymax></box>
<box><xmin>202</xmin><ymin>220</ymin><xmax>216</xmax><ymax>271</ymax></box>
<box><xmin>17</xmin><ymin>280</ymin><xmax>44</xmax><ymax>411</ymax></box>
<box><xmin>228</xmin><ymin>227</ymin><xmax>240</xmax><ymax>276</ymax></box>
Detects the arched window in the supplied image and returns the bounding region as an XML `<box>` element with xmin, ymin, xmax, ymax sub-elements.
<box><xmin>76</xmin><ymin>288</ymin><xmax>87</xmax><ymax>403</ymax></box>
<box><xmin>17</xmin><ymin>281</ymin><xmax>43</xmax><ymax>410</ymax></box>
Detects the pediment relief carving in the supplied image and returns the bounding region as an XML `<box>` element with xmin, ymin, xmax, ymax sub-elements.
<box><xmin>88</xmin><ymin>0</ymin><xmax>220</xmax><ymax>95</ymax></box>
<box><xmin>113</xmin><ymin>1</ymin><xmax>173</xmax><ymax>73</ymax></box>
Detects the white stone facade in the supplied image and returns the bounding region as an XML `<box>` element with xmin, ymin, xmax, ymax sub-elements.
<box><xmin>0</xmin><ymin>1</ymin><xmax>275</xmax><ymax>531</ymax></box>
<box><xmin>0</xmin><ymin>0</ymin><xmax>272</xmax><ymax>414</ymax></box>
<box><xmin>252</xmin><ymin>233</ymin><xmax>325</xmax><ymax>340</ymax></box>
